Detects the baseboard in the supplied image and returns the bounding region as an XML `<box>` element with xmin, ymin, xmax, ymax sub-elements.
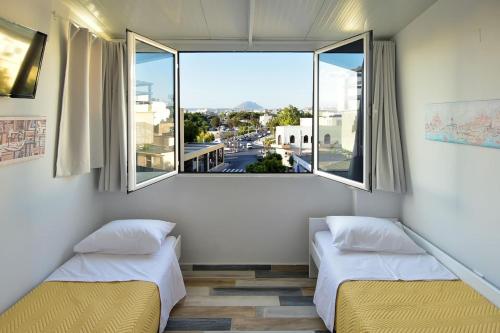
<box><xmin>180</xmin><ymin>262</ymin><xmax>309</xmax><ymax>266</ymax></box>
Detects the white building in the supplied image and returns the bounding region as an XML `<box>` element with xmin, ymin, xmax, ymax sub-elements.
<box><xmin>275</xmin><ymin>118</ymin><xmax>313</xmax><ymax>149</ymax></box>
<box><xmin>259</xmin><ymin>114</ymin><xmax>274</xmax><ymax>127</ymax></box>
<box><xmin>274</xmin><ymin>113</ymin><xmax>357</xmax><ymax>155</ymax></box>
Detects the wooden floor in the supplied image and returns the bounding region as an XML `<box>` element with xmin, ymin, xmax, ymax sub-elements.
<box><xmin>166</xmin><ymin>265</ymin><xmax>328</xmax><ymax>332</ymax></box>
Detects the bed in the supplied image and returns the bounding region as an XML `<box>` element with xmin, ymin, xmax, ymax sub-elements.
<box><xmin>0</xmin><ymin>235</ymin><xmax>185</xmax><ymax>333</ymax></box>
<box><xmin>309</xmin><ymin>218</ymin><xmax>500</xmax><ymax>332</ymax></box>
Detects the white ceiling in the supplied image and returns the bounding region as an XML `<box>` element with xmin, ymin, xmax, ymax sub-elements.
<box><xmin>67</xmin><ymin>0</ymin><xmax>436</xmax><ymax>46</ymax></box>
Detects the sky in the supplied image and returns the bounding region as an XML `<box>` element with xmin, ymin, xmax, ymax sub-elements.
<box><xmin>136</xmin><ymin>53</ymin><xmax>175</xmax><ymax>105</ymax></box>
<box><xmin>179</xmin><ymin>52</ymin><xmax>313</xmax><ymax>109</ymax></box>
<box><xmin>135</xmin><ymin>51</ymin><xmax>363</xmax><ymax>110</ymax></box>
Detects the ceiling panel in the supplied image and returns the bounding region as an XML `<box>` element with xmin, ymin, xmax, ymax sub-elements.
<box><xmin>253</xmin><ymin>0</ymin><xmax>325</xmax><ymax>39</ymax></box>
<box><xmin>65</xmin><ymin>0</ymin><xmax>437</xmax><ymax>42</ymax></box>
<box><xmin>307</xmin><ymin>0</ymin><xmax>437</xmax><ymax>40</ymax></box>
<box><xmin>201</xmin><ymin>0</ymin><xmax>248</xmax><ymax>39</ymax></box>
<box><xmin>75</xmin><ymin>0</ymin><xmax>210</xmax><ymax>39</ymax></box>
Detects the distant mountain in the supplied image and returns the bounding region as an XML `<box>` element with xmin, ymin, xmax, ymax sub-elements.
<box><xmin>235</xmin><ymin>101</ymin><xmax>263</xmax><ymax>110</ymax></box>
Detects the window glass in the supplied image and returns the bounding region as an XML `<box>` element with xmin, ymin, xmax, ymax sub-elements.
<box><xmin>133</xmin><ymin>40</ymin><xmax>176</xmax><ymax>184</ymax></box>
<box><xmin>317</xmin><ymin>38</ymin><xmax>365</xmax><ymax>183</ymax></box>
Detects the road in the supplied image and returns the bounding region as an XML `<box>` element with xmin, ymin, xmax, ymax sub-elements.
<box><xmin>222</xmin><ymin>141</ymin><xmax>264</xmax><ymax>173</ymax></box>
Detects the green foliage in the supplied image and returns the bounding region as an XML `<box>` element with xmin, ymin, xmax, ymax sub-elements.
<box><xmin>227</xmin><ymin>111</ymin><xmax>260</xmax><ymax>129</ymax></box>
<box><xmin>184</xmin><ymin>112</ymin><xmax>209</xmax><ymax>142</ymax></box>
<box><xmin>238</xmin><ymin>125</ymin><xmax>255</xmax><ymax>135</ymax></box>
<box><xmin>278</xmin><ymin>105</ymin><xmax>302</xmax><ymax>126</ymax></box>
<box><xmin>227</xmin><ymin>117</ymin><xmax>239</xmax><ymax>129</ymax></box>
<box><xmin>246</xmin><ymin>152</ymin><xmax>287</xmax><ymax>173</ymax></box>
<box><xmin>263</xmin><ymin>137</ymin><xmax>275</xmax><ymax>147</ymax></box>
<box><xmin>183</xmin><ymin>120</ymin><xmax>198</xmax><ymax>143</ymax></box>
<box><xmin>196</xmin><ymin>131</ymin><xmax>215</xmax><ymax>143</ymax></box>
<box><xmin>210</xmin><ymin>116</ymin><xmax>221</xmax><ymax>128</ymax></box>
<box><xmin>267</xmin><ymin>105</ymin><xmax>311</xmax><ymax>133</ymax></box>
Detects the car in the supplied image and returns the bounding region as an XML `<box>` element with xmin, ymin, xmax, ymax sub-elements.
<box><xmin>246</xmin><ymin>143</ymin><xmax>253</xmax><ymax>149</ymax></box>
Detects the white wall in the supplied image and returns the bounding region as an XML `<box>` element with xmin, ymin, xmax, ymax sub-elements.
<box><xmin>103</xmin><ymin>175</ymin><xmax>400</xmax><ymax>265</ymax></box>
<box><xmin>0</xmin><ymin>0</ymin><xmax>104</xmax><ymax>312</ymax></box>
<box><xmin>395</xmin><ymin>0</ymin><xmax>500</xmax><ymax>287</ymax></box>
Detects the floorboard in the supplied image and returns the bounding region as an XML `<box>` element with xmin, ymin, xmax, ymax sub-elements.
<box><xmin>166</xmin><ymin>265</ymin><xmax>329</xmax><ymax>332</ymax></box>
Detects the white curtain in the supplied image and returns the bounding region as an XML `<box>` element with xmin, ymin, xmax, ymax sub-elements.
<box><xmin>371</xmin><ymin>41</ymin><xmax>406</xmax><ymax>193</ymax></box>
<box><xmin>98</xmin><ymin>41</ymin><xmax>127</xmax><ymax>192</ymax></box>
<box><xmin>56</xmin><ymin>23</ymin><xmax>127</xmax><ymax>192</ymax></box>
<box><xmin>56</xmin><ymin>24</ymin><xmax>103</xmax><ymax>176</ymax></box>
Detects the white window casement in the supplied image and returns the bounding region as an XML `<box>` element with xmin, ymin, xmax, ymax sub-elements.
<box><xmin>126</xmin><ymin>31</ymin><xmax>372</xmax><ymax>192</ymax></box>
<box><xmin>127</xmin><ymin>31</ymin><xmax>179</xmax><ymax>191</ymax></box>
<box><xmin>313</xmin><ymin>31</ymin><xmax>373</xmax><ymax>191</ymax></box>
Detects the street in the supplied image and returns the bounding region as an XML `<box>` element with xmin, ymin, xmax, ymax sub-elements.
<box><xmin>221</xmin><ymin>141</ymin><xmax>264</xmax><ymax>173</ymax></box>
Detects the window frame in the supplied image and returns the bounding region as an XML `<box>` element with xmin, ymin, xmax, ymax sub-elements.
<box><xmin>124</xmin><ymin>34</ymin><xmax>374</xmax><ymax>187</ymax></box>
<box><xmin>126</xmin><ymin>31</ymin><xmax>180</xmax><ymax>192</ymax></box>
<box><xmin>313</xmin><ymin>31</ymin><xmax>373</xmax><ymax>191</ymax></box>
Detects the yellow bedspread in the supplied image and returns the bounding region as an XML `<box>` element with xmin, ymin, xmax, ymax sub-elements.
<box><xmin>0</xmin><ymin>281</ymin><xmax>160</xmax><ymax>333</ymax></box>
<box><xmin>335</xmin><ymin>280</ymin><xmax>500</xmax><ymax>333</ymax></box>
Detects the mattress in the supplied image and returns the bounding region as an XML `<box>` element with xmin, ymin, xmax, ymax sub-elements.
<box><xmin>0</xmin><ymin>236</ymin><xmax>185</xmax><ymax>333</ymax></box>
<box><xmin>314</xmin><ymin>230</ymin><xmax>333</xmax><ymax>258</ymax></box>
<box><xmin>0</xmin><ymin>280</ymin><xmax>160</xmax><ymax>333</ymax></box>
<box><xmin>335</xmin><ymin>280</ymin><xmax>500</xmax><ymax>332</ymax></box>
<box><xmin>313</xmin><ymin>231</ymin><xmax>456</xmax><ymax>331</ymax></box>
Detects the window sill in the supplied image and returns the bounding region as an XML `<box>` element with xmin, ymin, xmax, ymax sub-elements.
<box><xmin>176</xmin><ymin>173</ymin><xmax>316</xmax><ymax>178</ymax></box>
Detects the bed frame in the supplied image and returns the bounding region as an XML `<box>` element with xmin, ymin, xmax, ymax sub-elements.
<box><xmin>174</xmin><ymin>235</ymin><xmax>182</xmax><ymax>261</ymax></box>
<box><xmin>308</xmin><ymin>217</ymin><xmax>500</xmax><ymax>307</ymax></box>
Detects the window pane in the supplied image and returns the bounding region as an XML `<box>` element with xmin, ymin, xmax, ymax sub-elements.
<box><xmin>180</xmin><ymin>52</ymin><xmax>313</xmax><ymax>174</ymax></box>
<box><xmin>134</xmin><ymin>40</ymin><xmax>175</xmax><ymax>184</ymax></box>
<box><xmin>318</xmin><ymin>39</ymin><xmax>365</xmax><ymax>182</ymax></box>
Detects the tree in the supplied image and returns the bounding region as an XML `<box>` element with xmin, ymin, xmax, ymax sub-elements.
<box><xmin>227</xmin><ymin>117</ymin><xmax>239</xmax><ymax>129</ymax></box>
<box><xmin>210</xmin><ymin>116</ymin><xmax>221</xmax><ymax>128</ymax></box>
<box><xmin>184</xmin><ymin>119</ymin><xmax>198</xmax><ymax>142</ymax></box>
<box><xmin>278</xmin><ymin>105</ymin><xmax>301</xmax><ymax>126</ymax></box>
<box><xmin>263</xmin><ymin>137</ymin><xmax>275</xmax><ymax>147</ymax></box>
<box><xmin>238</xmin><ymin>125</ymin><xmax>255</xmax><ymax>136</ymax></box>
<box><xmin>246</xmin><ymin>153</ymin><xmax>287</xmax><ymax>173</ymax></box>
<box><xmin>267</xmin><ymin>105</ymin><xmax>305</xmax><ymax>134</ymax></box>
<box><xmin>196</xmin><ymin>131</ymin><xmax>215</xmax><ymax>143</ymax></box>
<box><xmin>184</xmin><ymin>112</ymin><xmax>210</xmax><ymax>142</ymax></box>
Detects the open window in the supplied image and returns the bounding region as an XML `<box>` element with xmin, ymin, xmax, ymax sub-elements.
<box><xmin>125</xmin><ymin>31</ymin><xmax>372</xmax><ymax>190</ymax></box>
<box><xmin>313</xmin><ymin>31</ymin><xmax>372</xmax><ymax>191</ymax></box>
<box><xmin>127</xmin><ymin>31</ymin><xmax>179</xmax><ymax>191</ymax></box>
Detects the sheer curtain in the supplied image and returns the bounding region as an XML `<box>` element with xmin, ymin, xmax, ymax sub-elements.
<box><xmin>371</xmin><ymin>41</ymin><xmax>406</xmax><ymax>193</ymax></box>
<box><xmin>98</xmin><ymin>41</ymin><xmax>127</xmax><ymax>192</ymax></box>
<box><xmin>56</xmin><ymin>23</ymin><xmax>127</xmax><ymax>192</ymax></box>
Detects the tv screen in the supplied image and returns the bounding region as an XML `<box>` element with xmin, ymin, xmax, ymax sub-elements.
<box><xmin>0</xmin><ymin>16</ymin><xmax>47</xmax><ymax>98</ymax></box>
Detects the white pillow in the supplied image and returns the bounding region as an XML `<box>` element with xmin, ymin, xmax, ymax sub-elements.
<box><xmin>74</xmin><ymin>219</ymin><xmax>176</xmax><ymax>254</ymax></box>
<box><xmin>326</xmin><ymin>216</ymin><xmax>425</xmax><ymax>254</ymax></box>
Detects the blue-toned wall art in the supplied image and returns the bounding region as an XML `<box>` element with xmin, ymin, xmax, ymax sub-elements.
<box><xmin>425</xmin><ymin>99</ymin><xmax>500</xmax><ymax>149</ymax></box>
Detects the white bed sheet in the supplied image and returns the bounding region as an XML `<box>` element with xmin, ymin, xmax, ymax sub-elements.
<box><xmin>46</xmin><ymin>236</ymin><xmax>186</xmax><ymax>333</ymax></box>
<box><xmin>313</xmin><ymin>231</ymin><xmax>457</xmax><ymax>332</ymax></box>
<box><xmin>314</xmin><ymin>230</ymin><xmax>333</xmax><ymax>258</ymax></box>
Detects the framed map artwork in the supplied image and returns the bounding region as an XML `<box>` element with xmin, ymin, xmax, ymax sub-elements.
<box><xmin>0</xmin><ymin>117</ymin><xmax>47</xmax><ymax>166</ymax></box>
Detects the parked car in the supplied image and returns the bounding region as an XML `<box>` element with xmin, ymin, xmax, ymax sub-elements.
<box><xmin>246</xmin><ymin>143</ymin><xmax>253</xmax><ymax>149</ymax></box>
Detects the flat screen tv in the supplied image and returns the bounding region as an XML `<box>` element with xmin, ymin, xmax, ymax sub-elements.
<box><xmin>0</xmin><ymin>16</ymin><xmax>47</xmax><ymax>98</ymax></box>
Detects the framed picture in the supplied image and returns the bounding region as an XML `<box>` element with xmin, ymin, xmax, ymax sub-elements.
<box><xmin>425</xmin><ymin>99</ymin><xmax>500</xmax><ymax>149</ymax></box>
<box><xmin>0</xmin><ymin>116</ymin><xmax>47</xmax><ymax>166</ymax></box>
